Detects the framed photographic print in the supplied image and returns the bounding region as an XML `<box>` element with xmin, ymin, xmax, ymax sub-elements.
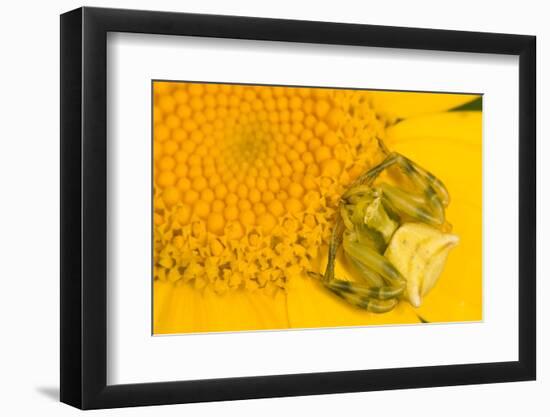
<box><xmin>60</xmin><ymin>6</ymin><xmax>536</xmax><ymax>409</ymax></box>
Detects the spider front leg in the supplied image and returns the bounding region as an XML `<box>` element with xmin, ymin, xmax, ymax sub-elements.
<box><xmin>354</xmin><ymin>152</ymin><xmax>449</xmax><ymax>227</ymax></box>
<box><xmin>324</xmin><ymin>282</ymin><xmax>399</xmax><ymax>313</ymax></box>
<box><xmin>355</xmin><ymin>152</ymin><xmax>449</xmax><ymax>204</ymax></box>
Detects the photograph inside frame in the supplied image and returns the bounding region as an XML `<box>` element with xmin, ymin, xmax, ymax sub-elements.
<box><xmin>152</xmin><ymin>81</ymin><xmax>482</xmax><ymax>335</ymax></box>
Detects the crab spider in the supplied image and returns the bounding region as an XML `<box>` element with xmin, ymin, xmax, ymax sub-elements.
<box><xmin>320</xmin><ymin>152</ymin><xmax>459</xmax><ymax>313</ymax></box>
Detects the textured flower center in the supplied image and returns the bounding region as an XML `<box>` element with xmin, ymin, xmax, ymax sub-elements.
<box><xmin>153</xmin><ymin>82</ymin><xmax>388</xmax><ymax>294</ymax></box>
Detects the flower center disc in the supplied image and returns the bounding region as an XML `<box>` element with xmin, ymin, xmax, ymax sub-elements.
<box><xmin>153</xmin><ymin>82</ymin><xmax>388</xmax><ymax>295</ymax></box>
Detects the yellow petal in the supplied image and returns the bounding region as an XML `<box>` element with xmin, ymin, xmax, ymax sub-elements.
<box><xmin>385</xmin><ymin>111</ymin><xmax>482</xmax><ymax>322</ymax></box>
<box><xmin>153</xmin><ymin>280</ymin><xmax>289</xmax><ymax>334</ymax></box>
<box><xmin>369</xmin><ymin>91</ymin><xmax>480</xmax><ymax>120</ymax></box>
<box><xmin>286</xmin><ymin>273</ymin><xmax>420</xmax><ymax>329</ymax></box>
<box><xmin>154</xmin><ymin>280</ymin><xmax>206</xmax><ymax>334</ymax></box>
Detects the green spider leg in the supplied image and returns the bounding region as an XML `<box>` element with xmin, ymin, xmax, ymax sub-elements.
<box><xmin>355</xmin><ymin>152</ymin><xmax>449</xmax><ymax>225</ymax></box>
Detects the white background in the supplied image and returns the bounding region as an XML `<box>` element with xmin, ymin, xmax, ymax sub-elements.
<box><xmin>0</xmin><ymin>0</ymin><xmax>546</xmax><ymax>415</ymax></box>
<box><xmin>108</xmin><ymin>34</ymin><xmax>518</xmax><ymax>384</ymax></box>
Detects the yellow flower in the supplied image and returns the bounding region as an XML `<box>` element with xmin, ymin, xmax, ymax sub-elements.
<box><xmin>153</xmin><ymin>84</ymin><xmax>482</xmax><ymax>334</ymax></box>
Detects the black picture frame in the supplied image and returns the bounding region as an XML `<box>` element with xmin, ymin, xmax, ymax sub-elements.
<box><xmin>60</xmin><ymin>6</ymin><xmax>536</xmax><ymax>410</ymax></box>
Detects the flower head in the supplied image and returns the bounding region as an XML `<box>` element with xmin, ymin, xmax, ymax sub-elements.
<box><xmin>153</xmin><ymin>83</ymin><xmax>482</xmax><ymax>334</ymax></box>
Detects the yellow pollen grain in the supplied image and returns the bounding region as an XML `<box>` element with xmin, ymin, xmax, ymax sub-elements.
<box><xmin>181</xmin><ymin>140</ymin><xmax>196</xmax><ymax>153</ymax></box>
<box><xmin>226</xmin><ymin>221</ymin><xmax>244</xmax><ymax>240</ymax></box>
<box><xmin>302</xmin><ymin>152</ymin><xmax>314</xmax><ymax>165</ymax></box>
<box><xmin>159</xmin><ymin>96</ymin><xmax>176</xmax><ymax>113</ymax></box>
<box><xmin>162</xmin><ymin>187</ymin><xmax>180</xmax><ymax>207</ymax></box>
<box><xmin>201</xmin><ymin>188</ymin><xmax>215</xmax><ymax>203</ymax></box>
<box><xmin>157</xmin><ymin>171</ymin><xmax>177</xmax><ymax>188</ymax></box>
<box><xmin>238</xmin><ymin>200</ymin><xmax>252</xmax><ymax>211</ymax></box>
<box><xmin>194</xmin><ymin>200</ymin><xmax>210</xmax><ymax>219</ymax></box>
<box><xmin>267</xmin><ymin>178</ymin><xmax>280</xmax><ymax>193</ymax></box>
<box><xmin>187</xmin><ymin>154</ymin><xmax>202</xmax><ymax>166</ymax></box>
<box><xmin>165</xmin><ymin>114</ymin><xmax>180</xmax><ymax>129</ymax></box>
<box><xmin>214</xmin><ymin>183</ymin><xmax>228</xmax><ymax>199</ymax></box>
<box><xmin>173</xmin><ymin>89</ymin><xmax>188</xmax><ymax>104</ymax></box>
<box><xmin>193</xmin><ymin>177</ymin><xmax>208</xmax><ymax>191</ymax></box>
<box><xmin>163</xmin><ymin>140</ymin><xmax>179</xmax><ymax>156</ymax></box>
<box><xmin>288</xmin><ymin>183</ymin><xmax>304</xmax><ymax>198</ymax></box>
<box><xmin>314</xmin><ymin>100</ymin><xmax>331</xmax><ymax>118</ymax></box>
<box><xmin>285</xmin><ymin>198</ymin><xmax>303</xmax><ymax>214</ymax></box>
<box><xmin>174</xmin><ymin>151</ymin><xmax>187</xmax><ymax>164</ymax></box>
<box><xmin>157</xmin><ymin>154</ymin><xmax>174</xmax><ymax>169</ymax></box>
<box><xmin>245</xmin><ymin>176</ymin><xmax>256</xmax><ymax>189</ymax></box>
<box><xmin>241</xmin><ymin>210</ymin><xmax>256</xmax><ymax>226</ymax></box>
<box><xmin>315</xmin><ymin>146</ymin><xmax>332</xmax><ymax>163</ymax></box>
<box><xmin>209</xmin><ymin>174</ymin><xmax>221</xmax><ymax>187</ymax></box>
<box><xmin>249</xmin><ymin>189</ymin><xmax>261</xmax><ymax>204</ymax></box>
<box><xmin>253</xmin><ymin>202</ymin><xmax>266</xmax><ymax>216</ymax></box>
<box><xmin>237</xmin><ymin>184</ymin><xmax>249</xmax><ymax>199</ymax></box>
<box><xmin>321</xmin><ymin>159</ymin><xmax>341</xmax><ymax>177</ymax></box>
<box><xmin>225</xmin><ymin>193</ymin><xmax>238</xmax><ymax>206</ymax></box>
<box><xmin>188</xmin><ymin>83</ymin><xmax>204</xmax><ymax>96</ymax></box>
<box><xmin>194</xmin><ymin>110</ymin><xmax>206</xmax><ymax>123</ymax></box>
<box><xmin>177</xmin><ymin>105</ymin><xmax>192</xmax><ymax>119</ymax></box>
<box><xmin>188</xmin><ymin>166</ymin><xmax>202</xmax><ymax>179</ymax></box>
<box><xmin>207</xmin><ymin>212</ymin><xmax>225</xmax><ymax>234</ymax></box>
<box><xmin>172</xmin><ymin>128</ymin><xmax>188</xmax><ymax>143</ymax></box>
<box><xmin>263</xmin><ymin>191</ymin><xmax>275</xmax><ymax>203</ymax></box>
<box><xmin>304</xmin><ymin>115</ymin><xmax>317</xmax><ymax>128</ymax></box>
<box><xmin>258</xmin><ymin>213</ymin><xmax>277</xmax><ymax>233</ymax></box>
<box><xmin>183</xmin><ymin>189</ymin><xmax>199</xmax><ymax>205</ymax></box>
<box><xmin>277</xmin><ymin>190</ymin><xmax>289</xmax><ymax>201</ymax></box>
<box><xmin>268</xmin><ymin>199</ymin><xmax>284</xmax><ymax>217</ymax></box>
<box><xmin>256</xmin><ymin>178</ymin><xmax>267</xmax><ymax>192</ymax></box>
<box><xmin>302</xmin><ymin>174</ymin><xmax>317</xmax><ymax>191</ymax></box>
<box><xmin>306</xmin><ymin>164</ymin><xmax>320</xmax><ymax>176</ymax></box>
<box><xmin>211</xmin><ymin>200</ymin><xmax>225</xmax><ymax>213</ymax></box>
<box><xmin>279</xmin><ymin>177</ymin><xmax>291</xmax><ymax>190</ymax></box>
<box><xmin>177</xmin><ymin>177</ymin><xmax>191</xmax><ymax>192</ymax></box>
<box><xmin>224</xmin><ymin>205</ymin><xmax>239</xmax><ymax>221</ymax></box>
<box><xmin>182</xmin><ymin>119</ymin><xmax>198</xmax><ymax>132</ymax></box>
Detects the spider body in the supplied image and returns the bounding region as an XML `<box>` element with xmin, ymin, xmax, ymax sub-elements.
<box><xmin>320</xmin><ymin>152</ymin><xmax>459</xmax><ymax>313</ymax></box>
